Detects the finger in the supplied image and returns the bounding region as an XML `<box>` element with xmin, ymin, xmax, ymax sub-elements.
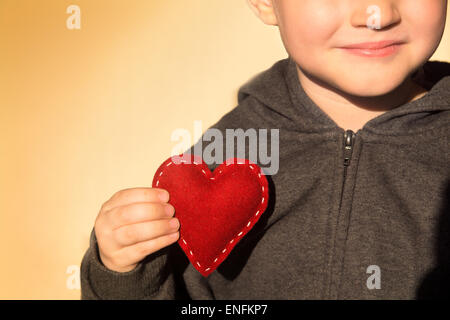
<box><xmin>102</xmin><ymin>187</ymin><xmax>170</xmax><ymax>212</ymax></box>
<box><xmin>118</xmin><ymin>232</ymin><xmax>180</xmax><ymax>265</ymax></box>
<box><xmin>114</xmin><ymin>218</ymin><xmax>180</xmax><ymax>247</ymax></box>
<box><xmin>108</xmin><ymin>202</ymin><xmax>175</xmax><ymax>230</ymax></box>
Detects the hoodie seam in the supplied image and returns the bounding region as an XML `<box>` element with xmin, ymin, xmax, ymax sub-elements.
<box><xmin>322</xmin><ymin>132</ymin><xmax>345</xmax><ymax>299</ymax></box>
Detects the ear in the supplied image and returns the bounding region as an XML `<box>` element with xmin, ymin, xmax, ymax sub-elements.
<box><xmin>246</xmin><ymin>0</ymin><xmax>278</xmax><ymax>26</ymax></box>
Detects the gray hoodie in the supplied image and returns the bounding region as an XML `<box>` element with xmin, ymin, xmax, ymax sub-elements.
<box><xmin>80</xmin><ymin>56</ymin><xmax>450</xmax><ymax>299</ymax></box>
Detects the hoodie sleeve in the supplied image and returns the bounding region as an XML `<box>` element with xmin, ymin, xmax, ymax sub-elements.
<box><xmin>80</xmin><ymin>228</ymin><xmax>193</xmax><ymax>300</ymax></box>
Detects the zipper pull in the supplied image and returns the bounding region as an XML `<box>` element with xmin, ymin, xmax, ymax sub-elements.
<box><xmin>343</xmin><ymin>130</ymin><xmax>355</xmax><ymax>167</ymax></box>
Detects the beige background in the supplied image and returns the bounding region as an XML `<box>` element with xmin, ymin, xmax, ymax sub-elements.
<box><xmin>0</xmin><ymin>0</ymin><xmax>448</xmax><ymax>299</ymax></box>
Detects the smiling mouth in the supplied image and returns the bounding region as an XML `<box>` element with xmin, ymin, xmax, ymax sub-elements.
<box><xmin>338</xmin><ymin>41</ymin><xmax>405</xmax><ymax>58</ymax></box>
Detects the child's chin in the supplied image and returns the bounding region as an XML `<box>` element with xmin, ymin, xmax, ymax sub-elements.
<box><xmin>335</xmin><ymin>75</ymin><xmax>406</xmax><ymax>98</ymax></box>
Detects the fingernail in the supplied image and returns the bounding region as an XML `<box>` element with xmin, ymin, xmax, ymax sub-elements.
<box><xmin>158</xmin><ymin>190</ymin><xmax>169</xmax><ymax>202</ymax></box>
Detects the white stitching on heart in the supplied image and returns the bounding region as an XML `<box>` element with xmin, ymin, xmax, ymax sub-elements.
<box><xmin>155</xmin><ymin>157</ymin><xmax>267</xmax><ymax>275</ymax></box>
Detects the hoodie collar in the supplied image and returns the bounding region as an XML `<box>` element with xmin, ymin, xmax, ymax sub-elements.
<box><xmin>238</xmin><ymin>56</ymin><xmax>450</xmax><ymax>136</ymax></box>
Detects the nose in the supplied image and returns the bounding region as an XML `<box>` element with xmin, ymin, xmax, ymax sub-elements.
<box><xmin>350</xmin><ymin>0</ymin><xmax>401</xmax><ymax>30</ymax></box>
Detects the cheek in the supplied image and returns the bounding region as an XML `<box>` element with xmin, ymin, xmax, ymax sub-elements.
<box><xmin>402</xmin><ymin>0</ymin><xmax>447</xmax><ymax>56</ymax></box>
<box><xmin>278</xmin><ymin>0</ymin><xmax>341</xmax><ymax>54</ymax></box>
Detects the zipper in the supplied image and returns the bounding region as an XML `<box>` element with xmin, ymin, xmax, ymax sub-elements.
<box><xmin>338</xmin><ymin>130</ymin><xmax>355</xmax><ymax>212</ymax></box>
<box><xmin>329</xmin><ymin>129</ymin><xmax>356</xmax><ymax>298</ymax></box>
<box><xmin>343</xmin><ymin>130</ymin><xmax>355</xmax><ymax>177</ymax></box>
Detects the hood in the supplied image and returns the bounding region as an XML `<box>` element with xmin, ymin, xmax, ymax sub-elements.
<box><xmin>237</xmin><ymin>56</ymin><xmax>450</xmax><ymax>135</ymax></box>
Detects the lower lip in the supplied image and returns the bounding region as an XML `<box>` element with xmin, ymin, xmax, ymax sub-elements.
<box><xmin>339</xmin><ymin>44</ymin><xmax>402</xmax><ymax>58</ymax></box>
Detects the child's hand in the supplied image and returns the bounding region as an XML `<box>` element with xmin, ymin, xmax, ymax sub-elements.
<box><xmin>94</xmin><ymin>188</ymin><xmax>179</xmax><ymax>272</ymax></box>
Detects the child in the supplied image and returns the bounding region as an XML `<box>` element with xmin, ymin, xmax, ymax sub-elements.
<box><xmin>80</xmin><ymin>0</ymin><xmax>450</xmax><ymax>299</ymax></box>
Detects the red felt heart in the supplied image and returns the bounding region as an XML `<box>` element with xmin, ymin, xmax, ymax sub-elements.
<box><xmin>152</xmin><ymin>153</ymin><xmax>269</xmax><ymax>277</ymax></box>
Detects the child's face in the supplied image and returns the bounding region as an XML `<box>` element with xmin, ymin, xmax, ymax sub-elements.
<box><xmin>249</xmin><ymin>0</ymin><xmax>447</xmax><ymax>96</ymax></box>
